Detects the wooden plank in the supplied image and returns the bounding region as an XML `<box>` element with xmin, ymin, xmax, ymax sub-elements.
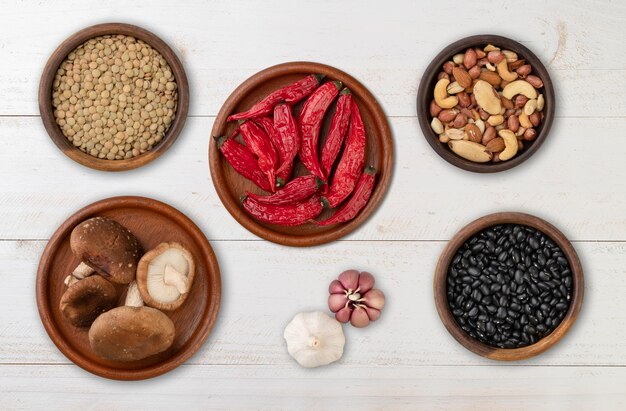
<box><xmin>0</xmin><ymin>0</ymin><xmax>625</xmax><ymax>116</ymax></box>
<box><xmin>1</xmin><ymin>364</ymin><xmax>625</xmax><ymax>410</ymax></box>
<box><xmin>1</xmin><ymin>116</ymin><xmax>625</xmax><ymax>241</ymax></box>
<box><xmin>1</xmin><ymin>239</ymin><xmax>624</xmax><ymax>366</ymax></box>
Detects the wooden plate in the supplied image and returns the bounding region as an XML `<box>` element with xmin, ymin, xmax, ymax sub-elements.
<box><xmin>36</xmin><ymin>196</ymin><xmax>221</xmax><ymax>380</ymax></box>
<box><xmin>417</xmin><ymin>35</ymin><xmax>555</xmax><ymax>173</ymax></box>
<box><xmin>434</xmin><ymin>212</ymin><xmax>584</xmax><ymax>361</ymax></box>
<box><xmin>209</xmin><ymin>62</ymin><xmax>394</xmax><ymax>247</ymax></box>
<box><xmin>38</xmin><ymin>23</ymin><xmax>189</xmax><ymax>171</ymax></box>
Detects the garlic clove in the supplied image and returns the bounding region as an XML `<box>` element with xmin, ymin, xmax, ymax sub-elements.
<box><xmin>329</xmin><ymin>280</ymin><xmax>345</xmax><ymax>294</ymax></box>
<box><xmin>335</xmin><ymin>306</ymin><xmax>352</xmax><ymax>323</ymax></box>
<box><xmin>338</xmin><ymin>269</ymin><xmax>359</xmax><ymax>291</ymax></box>
<box><xmin>365</xmin><ymin>306</ymin><xmax>381</xmax><ymax>322</ymax></box>
<box><xmin>357</xmin><ymin>272</ymin><xmax>375</xmax><ymax>293</ymax></box>
<box><xmin>362</xmin><ymin>289</ymin><xmax>385</xmax><ymax>310</ymax></box>
<box><xmin>350</xmin><ymin>307</ymin><xmax>370</xmax><ymax>328</ymax></box>
<box><xmin>328</xmin><ymin>293</ymin><xmax>348</xmax><ymax>312</ymax></box>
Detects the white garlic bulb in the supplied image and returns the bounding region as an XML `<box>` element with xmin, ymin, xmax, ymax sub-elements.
<box><xmin>283</xmin><ymin>311</ymin><xmax>345</xmax><ymax>368</ymax></box>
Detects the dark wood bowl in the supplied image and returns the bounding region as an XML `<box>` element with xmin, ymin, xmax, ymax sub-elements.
<box><xmin>417</xmin><ymin>35</ymin><xmax>555</xmax><ymax>173</ymax></box>
<box><xmin>209</xmin><ymin>62</ymin><xmax>394</xmax><ymax>247</ymax></box>
<box><xmin>36</xmin><ymin>196</ymin><xmax>221</xmax><ymax>380</ymax></box>
<box><xmin>434</xmin><ymin>212</ymin><xmax>583</xmax><ymax>361</ymax></box>
<box><xmin>38</xmin><ymin>23</ymin><xmax>189</xmax><ymax>172</ymax></box>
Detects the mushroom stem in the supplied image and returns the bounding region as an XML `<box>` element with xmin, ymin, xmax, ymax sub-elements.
<box><xmin>125</xmin><ymin>281</ymin><xmax>144</xmax><ymax>307</ymax></box>
<box><xmin>163</xmin><ymin>265</ymin><xmax>188</xmax><ymax>294</ymax></box>
<box><xmin>72</xmin><ymin>262</ymin><xmax>95</xmax><ymax>279</ymax></box>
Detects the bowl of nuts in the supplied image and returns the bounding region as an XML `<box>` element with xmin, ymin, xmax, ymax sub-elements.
<box><xmin>417</xmin><ymin>35</ymin><xmax>554</xmax><ymax>172</ymax></box>
<box><xmin>434</xmin><ymin>212</ymin><xmax>584</xmax><ymax>360</ymax></box>
<box><xmin>39</xmin><ymin>23</ymin><xmax>189</xmax><ymax>171</ymax></box>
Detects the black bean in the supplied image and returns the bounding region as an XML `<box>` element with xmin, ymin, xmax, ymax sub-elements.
<box><xmin>446</xmin><ymin>223</ymin><xmax>573</xmax><ymax>349</ymax></box>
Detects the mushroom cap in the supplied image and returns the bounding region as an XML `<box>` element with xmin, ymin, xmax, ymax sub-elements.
<box><xmin>59</xmin><ymin>275</ymin><xmax>118</xmax><ymax>327</ymax></box>
<box><xmin>88</xmin><ymin>305</ymin><xmax>175</xmax><ymax>362</ymax></box>
<box><xmin>70</xmin><ymin>217</ymin><xmax>142</xmax><ymax>284</ymax></box>
<box><xmin>136</xmin><ymin>242</ymin><xmax>195</xmax><ymax>311</ymax></box>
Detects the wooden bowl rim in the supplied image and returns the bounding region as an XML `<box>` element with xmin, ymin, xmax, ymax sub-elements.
<box><xmin>38</xmin><ymin>22</ymin><xmax>190</xmax><ymax>172</ymax></box>
<box><xmin>433</xmin><ymin>212</ymin><xmax>584</xmax><ymax>361</ymax></box>
<box><xmin>209</xmin><ymin>61</ymin><xmax>394</xmax><ymax>247</ymax></box>
<box><xmin>416</xmin><ymin>34</ymin><xmax>555</xmax><ymax>173</ymax></box>
<box><xmin>35</xmin><ymin>196</ymin><xmax>222</xmax><ymax>380</ymax></box>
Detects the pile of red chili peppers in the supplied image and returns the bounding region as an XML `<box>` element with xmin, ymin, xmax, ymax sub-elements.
<box><xmin>216</xmin><ymin>74</ymin><xmax>377</xmax><ymax>226</ymax></box>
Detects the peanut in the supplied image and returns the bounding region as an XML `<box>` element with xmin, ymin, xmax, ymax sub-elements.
<box><xmin>536</xmin><ymin>94</ymin><xmax>545</xmax><ymax>112</ymax></box>
<box><xmin>529</xmin><ymin>111</ymin><xmax>541</xmax><ymax>127</ymax></box>
<box><xmin>463</xmin><ymin>48</ymin><xmax>477</xmax><ymax>69</ymax></box>
<box><xmin>468</xmin><ymin>65</ymin><xmax>481</xmax><ymax>79</ymax></box>
<box><xmin>482</xmin><ymin>126</ymin><xmax>496</xmax><ymax>144</ymax></box>
<box><xmin>443</xmin><ymin>61</ymin><xmax>455</xmax><ymax>75</ymax></box>
<box><xmin>446</xmin><ymin>81</ymin><xmax>465</xmax><ymax>95</ymax></box>
<box><xmin>430</xmin><ymin>100</ymin><xmax>443</xmax><ymax>117</ymax></box>
<box><xmin>523</xmin><ymin>128</ymin><xmax>537</xmax><ymax>141</ymax></box>
<box><xmin>445</xmin><ymin>128</ymin><xmax>465</xmax><ymax>140</ymax></box>
<box><xmin>526</xmin><ymin>75</ymin><xmax>544</xmax><ymax>88</ymax></box>
<box><xmin>438</xmin><ymin>108</ymin><xmax>459</xmax><ymax>122</ymax></box>
<box><xmin>487</xmin><ymin>114</ymin><xmax>504</xmax><ymax>126</ymax></box>
<box><xmin>516</xmin><ymin>64</ymin><xmax>532</xmax><ymax>77</ymax></box>
<box><xmin>457</xmin><ymin>92</ymin><xmax>471</xmax><ymax>108</ymax></box>
<box><xmin>431</xmin><ymin>117</ymin><xmax>444</xmax><ymax>134</ymax></box>
<box><xmin>453</xmin><ymin>113</ymin><xmax>468</xmax><ymax>128</ymax></box>
<box><xmin>502</xmin><ymin>50</ymin><xmax>518</xmax><ymax>62</ymax></box>
<box><xmin>507</xmin><ymin>115</ymin><xmax>520</xmax><ymax>132</ymax></box>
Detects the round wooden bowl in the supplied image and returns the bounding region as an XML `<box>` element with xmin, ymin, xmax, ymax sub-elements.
<box><xmin>209</xmin><ymin>62</ymin><xmax>394</xmax><ymax>247</ymax></box>
<box><xmin>434</xmin><ymin>212</ymin><xmax>583</xmax><ymax>361</ymax></box>
<box><xmin>36</xmin><ymin>196</ymin><xmax>221</xmax><ymax>380</ymax></box>
<box><xmin>417</xmin><ymin>35</ymin><xmax>555</xmax><ymax>173</ymax></box>
<box><xmin>38</xmin><ymin>23</ymin><xmax>189</xmax><ymax>172</ymax></box>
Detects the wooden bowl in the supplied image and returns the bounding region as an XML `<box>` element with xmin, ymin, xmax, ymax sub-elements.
<box><xmin>38</xmin><ymin>23</ymin><xmax>189</xmax><ymax>172</ymax></box>
<box><xmin>209</xmin><ymin>62</ymin><xmax>394</xmax><ymax>247</ymax></box>
<box><xmin>36</xmin><ymin>196</ymin><xmax>221</xmax><ymax>380</ymax></box>
<box><xmin>417</xmin><ymin>35</ymin><xmax>555</xmax><ymax>173</ymax></box>
<box><xmin>434</xmin><ymin>212</ymin><xmax>583</xmax><ymax>361</ymax></box>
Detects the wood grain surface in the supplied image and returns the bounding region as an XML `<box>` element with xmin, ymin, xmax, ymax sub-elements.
<box><xmin>2</xmin><ymin>0</ymin><xmax>626</xmax><ymax>409</ymax></box>
<box><xmin>209</xmin><ymin>62</ymin><xmax>393</xmax><ymax>246</ymax></box>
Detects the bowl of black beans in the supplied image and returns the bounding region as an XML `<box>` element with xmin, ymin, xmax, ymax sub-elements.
<box><xmin>434</xmin><ymin>212</ymin><xmax>584</xmax><ymax>360</ymax></box>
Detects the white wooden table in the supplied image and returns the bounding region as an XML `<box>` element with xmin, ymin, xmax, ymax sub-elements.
<box><xmin>2</xmin><ymin>0</ymin><xmax>626</xmax><ymax>409</ymax></box>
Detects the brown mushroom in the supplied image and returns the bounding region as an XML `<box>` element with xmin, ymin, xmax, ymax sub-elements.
<box><xmin>59</xmin><ymin>275</ymin><xmax>118</xmax><ymax>327</ymax></box>
<box><xmin>88</xmin><ymin>282</ymin><xmax>175</xmax><ymax>362</ymax></box>
<box><xmin>136</xmin><ymin>242</ymin><xmax>196</xmax><ymax>311</ymax></box>
<box><xmin>66</xmin><ymin>217</ymin><xmax>142</xmax><ymax>285</ymax></box>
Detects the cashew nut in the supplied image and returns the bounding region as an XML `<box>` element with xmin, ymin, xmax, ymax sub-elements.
<box><xmin>502</xmin><ymin>80</ymin><xmax>538</xmax><ymax>100</ymax></box>
<box><xmin>485</xmin><ymin>62</ymin><xmax>496</xmax><ymax>71</ymax></box>
<box><xmin>431</xmin><ymin>117</ymin><xmax>444</xmax><ymax>134</ymax></box>
<box><xmin>448</xmin><ymin>140</ymin><xmax>493</xmax><ymax>162</ymax></box>
<box><xmin>498</xmin><ymin>130</ymin><xmax>518</xmax><ymax>161</ymax></box>
<box><xmin>434</xmin><ymin>78</ymin><xmax>459</xmax><ymax>109</ymax></box>
<box><xmin>473</xmin><ymin>80</ymin><xmax>502</xmax><ymax>115</ymax></box>
<box><xmin>536</xmin><ymin>94</ymin><xmax>545</xmax><ymax>112</ymax></box>
<box><xmin>446</xmin><ymin>81</ymin><xmax>465</xmax><ymax>95</ymax></box>
<box><xmin>496</xmin><ymin>59</ymin><xmax>518</xmax><ymax>82</ymax></box>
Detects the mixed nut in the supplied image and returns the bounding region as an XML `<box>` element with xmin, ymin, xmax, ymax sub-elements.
<box><xmin>429</xmin><ymin>44</ymin><xmax>546</xmax><ymax>163</ymax></box>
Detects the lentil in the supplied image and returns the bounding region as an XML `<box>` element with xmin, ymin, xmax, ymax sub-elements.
<box><xmin>52</xmin><ymin>35</ymin><xmax>177</xmax><ymax>160</ymax></box>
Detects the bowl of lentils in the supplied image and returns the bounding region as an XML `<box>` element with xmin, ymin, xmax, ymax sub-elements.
<box><xmin>39</xmin><ymin>23</ymin><xmax>189</xmax><ymax>171</ymax></box>
<box><xmin>417</xmin><ymin>35</ymin><xmax>555</xmax><ymax>173</ymax></box>
<box><xmin>434</xmin><ymin>212</ymin><xmax>583</xmax><ymax>360</ymax></box>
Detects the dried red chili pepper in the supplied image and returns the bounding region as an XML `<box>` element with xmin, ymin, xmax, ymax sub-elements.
<box><xmin>321</xmin><ymin>88</ymin><xmax>352</xmax><ymax>177</ymax></box>
<box><xmin>324</xmin><ymin>100</ymin><xmax>366</xmax><ymax>208</ymax></box>
<box><xmin>298</xmin><ymin>81</ymin><xmax>342</xmax><ymax>179</ymax></box>
<box><xmin>318</xmin><ymin>166</ymin><xmax>376</xmax><ymax>225</ymax></box>
<box><xmin>227</xmin><ymin>74</ymin><xmax>324</xmax><ymax>122</ymax></box>
<box><xmin>255</xmin><ymin>116</ymin><xmax>289</xmax><ymax>187</ymax></box>
<box><xmin>242</xmin><ymin>194</ymin><xmax>323</xmax><ymax>226</ymax></box>
<box><xmin>273</xmin><ymin>102</ymin><xmax>300</xmax><ymax>185</ymax></box>
<box><xmin>246</xmin><ymin>174</ymin><xmax>324</xmax><ymax>206</ymax></box>
<box><xmin>239</xmin><ymin>120</ymin><xmax>278</xmax><ymax>192</ymax></box>
<box><xmin>214</xmin><ymin>135</ymin><xmax>273</xmax><ymax>192</ymax></box>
